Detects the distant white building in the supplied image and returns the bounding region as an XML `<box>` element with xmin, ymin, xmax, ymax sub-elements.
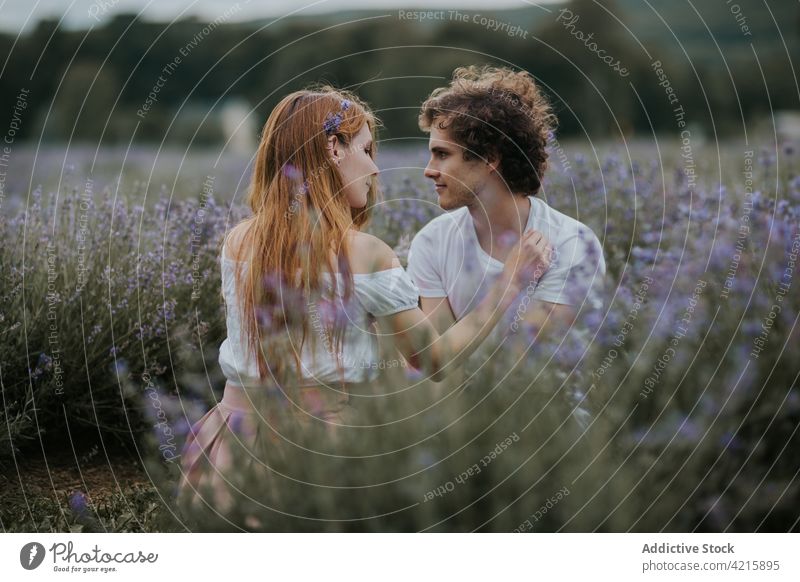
<box><xmin>220</xmin><ymin>98</ymin><xmax>256</xmax><ymax>154</ymax></box>
<box><xmin>775</xmin><ymin>111</ymin><xmax>800</xmax><ymax>141</ymax></box>
<box><xmin>170</xmin><ymin>98</ymin><xmax>256</xmax><ymax>151</ymax></box>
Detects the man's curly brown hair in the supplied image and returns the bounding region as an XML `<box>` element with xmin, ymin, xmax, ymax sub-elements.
<box><xmin>419</xmin><ymin>65</ymin><xmax>557</xmax><ymax>195</ymax></box>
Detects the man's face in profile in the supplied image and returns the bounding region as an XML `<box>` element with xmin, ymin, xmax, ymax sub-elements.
<box><xmin>424</xmin><ymin>124</ymin><xmax>493</xmax><ymax>211</ymax></box>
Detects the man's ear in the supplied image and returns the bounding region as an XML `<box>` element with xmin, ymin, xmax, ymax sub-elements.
<box><xmin>486</xmin><ymin>153</ymin><xmax>500</xmax><ymax>174</ymax></box>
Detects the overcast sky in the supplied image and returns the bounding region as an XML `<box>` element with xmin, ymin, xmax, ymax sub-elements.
<box><xmin>0</xmin><ymin>0</ymin><xmax>563</xmax><ymax>34</ymax></box>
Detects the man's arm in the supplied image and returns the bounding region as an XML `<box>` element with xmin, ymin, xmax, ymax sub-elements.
<box><xmin>417</xmin><ymin>296</ymin><xmax>463</xmax><ymax>392</ymax></box>
<box><xmin>520</xmin><ymin>300</ymin><xmax>577</xmax><ymax>339</ymax></box>
<box><xmin>420</xmin><ymin>296</ymin><xmax>457</xmax><ymax>334</ymax></box>
<box><xmin>419</xmin><ymin>275</ymin><xmax>579</xmax><ymax>345</ymax></box>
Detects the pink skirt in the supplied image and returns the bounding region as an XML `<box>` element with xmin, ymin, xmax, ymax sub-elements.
<box><xmin>177</xmin><ymin>381</ymin><xmax>359</xmax><ymax>525</ymax></box>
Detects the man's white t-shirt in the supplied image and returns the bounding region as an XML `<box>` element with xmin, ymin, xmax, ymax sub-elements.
<box><xmin>407</xmin><ymin>195</ymin><xmax>606</xmax><ymax>319</ymax></box>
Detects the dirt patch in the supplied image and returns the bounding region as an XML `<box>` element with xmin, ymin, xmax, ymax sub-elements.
<box><xmin>3</xmin><ymin>455</ymin><xmax>152</xmax><ymax>502</ymax></box>
<box><xmin>0</xmin><ymin>439</ymin><xmax>173</xmax><ymax>531</ymax></box>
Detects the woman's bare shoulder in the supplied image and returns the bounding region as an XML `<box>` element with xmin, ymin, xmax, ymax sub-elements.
<box><xmin>347</xmin><ymin>230</ymin><xmax>401</xmax><ymax>274</ymax></box>
<box><xmin>223</xmin><ymin>220</ymin><xmax>254</xmax><ymax>262</ymax></box>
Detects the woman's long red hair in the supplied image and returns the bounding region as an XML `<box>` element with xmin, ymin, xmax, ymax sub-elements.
<box><xmin>227</xmin><ymin>87</ymin><xmax>379</xmax><ymax>384</ymax></box>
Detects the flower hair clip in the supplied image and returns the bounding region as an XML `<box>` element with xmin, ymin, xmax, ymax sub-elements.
<box><xmin>323</xmin><ymin>99</ymin><xmax>352</xmax><ymax>136</ymax></box>
<box><xmin>323</xmin><ymin>112</ymin><xmax>343</xmax><ymax>136</ymax></box>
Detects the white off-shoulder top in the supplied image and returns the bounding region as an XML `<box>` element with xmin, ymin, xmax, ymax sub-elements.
<box><xmin>218</xmin><ymin>243</ymin><xmax>420</xmax><ymax>388</ymax></box>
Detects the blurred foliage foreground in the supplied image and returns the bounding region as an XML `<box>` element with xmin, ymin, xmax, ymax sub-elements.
<box><xmin>1</xmin><ymin>143</ymin><xmax>799</xmax><ymax>531</ymax></box>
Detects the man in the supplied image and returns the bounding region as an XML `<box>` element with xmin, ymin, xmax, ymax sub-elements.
<box><xmin>407</xmin><ymin>65</ymin><xmax>606</xmax><ymax>413</ymax></box>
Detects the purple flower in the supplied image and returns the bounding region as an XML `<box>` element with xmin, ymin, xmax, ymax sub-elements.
<box><xmin>255</xmin><ymin>306</ymin><xmax>273</xmax><ymax>328</ymax></box>
<box><xmin>69</xmin><ymin>491</ymin><xmax>89</xmax><ymax>516</ymax></box>
<box><xmin>114</xmin><ymin>358</ymin><xmax>129</xmax><ymax>376</ymax></box>
<box><xmin>282</xmin><ymin>163</ymin><xmax>303</xmax><ymax>181</ymax></box>
<box><xmin>173</xmin><ymin>417</ymin><xmax>191</xmax><ymax>439</ymax></box>
<box><xmin>677</xmin><ymin>417</ymin><xmax>701</xmax><ymax>441</ymax></box>
<box><xmin>404</xmin><ymin>367</ymin><xmax>424</xmax><ymax>382</ymax></box>
<box><xmin>641</xmin><ymin>231</ymin><xmax>661</xmax><ymax>244</ymax></box>
<box><xmin>229</xmin><ymin>411</ymin><xmax>245</xmax><ymax>435</ymax></box>
<box><xmin>787</xmin><ymin>390</ymin><xmax>800</xmax><ymax>412</ymax></box>
<box><xmin>584</xmin><ymin>310</ymin><xmax>603</xmax><ymax>330</ymax></box>
<box><xmin>323</xmin><ymin>112</ymin><xmax>343</xmax><ymax>136</ymax></box>
<box><xmin>414</xmin><ymin>448</ymin><xmax>437</xmax><ymax>469</ymax></box>
<box><xmin>316</xmin><ymin>296</ymin><xmax>346</xmax><ymax>328</ymax></box>
<box><xmin>720</xmin><ymin>431</ymin><xmax>743</xmax><ymax>452</ymax></box>
<box><xmin>37</xmin><ymin>352</ymin><xmax>53</xmax><ymax>371</ymax></box>
<box><xmin>631</xmin><ymin>246</ymin><xmax>656</xmax><ymax>263</ymax></box>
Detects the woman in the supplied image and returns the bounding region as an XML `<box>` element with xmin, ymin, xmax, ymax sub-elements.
<box><xmin>177</xmin><ymin>86</ymin><xmax>552</xmax><ymax>520</ymax></box>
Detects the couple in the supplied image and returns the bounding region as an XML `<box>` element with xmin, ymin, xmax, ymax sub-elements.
<box><xmin>178</xmin><ymin>65</ymin><xmax>605</xmax><ymax>514</ymax></box>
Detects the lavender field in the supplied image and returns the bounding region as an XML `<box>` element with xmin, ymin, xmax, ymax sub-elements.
<box><xmin>1</xmin><ymin>140</ymin><xmax>799</xmax><ymax>532</ymax></box>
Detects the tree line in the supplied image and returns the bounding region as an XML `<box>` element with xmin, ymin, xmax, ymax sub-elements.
<box><xmin>0</xmin><ymin>0</ymin><xmax>797</xmax><ymax>144</ymax></box>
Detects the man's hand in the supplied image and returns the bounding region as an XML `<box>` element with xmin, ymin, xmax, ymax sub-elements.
<box><xmin>501</xmin><ymin>229</ymin><xmax>554</xmax><ymax>293</ymax></box>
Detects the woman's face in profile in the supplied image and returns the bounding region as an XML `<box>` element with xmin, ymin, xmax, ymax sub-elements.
<box><xmin>335</xmin><ymin>124</ymin><xmax>379</xmax><ymax>209</ymax></box>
